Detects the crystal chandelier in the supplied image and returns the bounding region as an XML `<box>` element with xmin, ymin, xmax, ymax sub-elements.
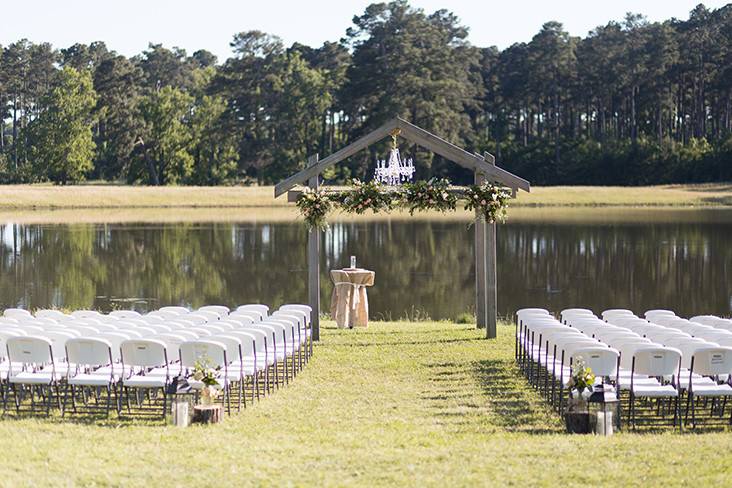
<box><xmin>373</xmin><ymin>128</ymin><xmax>415</xmax><ymax>186</ymax></box>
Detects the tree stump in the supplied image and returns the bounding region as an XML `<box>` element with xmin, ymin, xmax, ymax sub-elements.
<box><xmin>192</xmin><ymin>405</ymin><xmax>223</xmax><ymax>424</ymax></box>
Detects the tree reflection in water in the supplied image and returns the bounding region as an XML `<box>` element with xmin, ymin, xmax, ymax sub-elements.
<box><xmin>0</xmin><ymin>212</ymin><xmax>729</xmax><ymax>318</ymax></box>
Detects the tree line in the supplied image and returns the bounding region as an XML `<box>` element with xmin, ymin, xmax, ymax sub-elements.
<box><xmin>0</xmin><ymin>1</ymin><xmax>730</xmax><ymax>186</ymax></box>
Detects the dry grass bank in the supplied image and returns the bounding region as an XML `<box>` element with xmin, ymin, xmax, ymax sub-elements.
<box><xmin>0</xmin><ymin>183</ymin><xmax>730</xmax><ymax>211</ymax></box>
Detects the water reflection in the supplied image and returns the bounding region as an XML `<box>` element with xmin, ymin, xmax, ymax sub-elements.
<box><xmin>0</xmin><ymin>210</ymin><xmax>730</xmax><ymax>319</ymax></box>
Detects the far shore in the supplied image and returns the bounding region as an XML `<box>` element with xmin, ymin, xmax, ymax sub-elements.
<box><xmin>0</xmin><ymin>183</ymin><xmax>729</xmax><ymax>217</ymax></box>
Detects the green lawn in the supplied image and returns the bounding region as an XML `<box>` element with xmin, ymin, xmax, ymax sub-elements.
<box><xmin>0</xmin><ymin>321</ymin><xmax>729</xmax><ymax>486</ymax></box>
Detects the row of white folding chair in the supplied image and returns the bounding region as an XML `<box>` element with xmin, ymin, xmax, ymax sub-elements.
<box><xmin>691</xmin><ymin>315</ymin><xmax>732</xmax><ymax>331</ymax></box>
<box><xmin>532</xmin><ymin>323</ymin><xmax>619</xmax><ymax>386</ymax></box>
<box><xmin>601</xmin><ymin>319</ymin><xmax>732</xmax><ymax>379</ymax></box>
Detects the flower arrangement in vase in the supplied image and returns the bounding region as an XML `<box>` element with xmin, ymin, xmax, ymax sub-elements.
<box><xmin>192</xmin><ymin>357</ymin><xmax>221</xmax><ymax>406</ymax></box>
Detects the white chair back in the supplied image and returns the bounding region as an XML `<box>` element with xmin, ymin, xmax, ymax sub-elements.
<box><xmin>7</xmin><ymin>336</ymin><xmax>53</xmax><ymax>365</ymax></box>
<box><xmin>572</xmin><ymin>347</ymin><xmax>619</xmax><ymax>377</ymax></box>
<box><xmin>158</xmin><ymin>306</ymin><xmax>189</xmax><ymax>315</ymax></box>
<box><xmin>120</xmin><ymin>339</ymin><xmax>168</xmax><ymax>368</ymax></box>
<box><xmin>4</xmin><ymin>309</ymin><xmax>32</xmax><ymax>319</ymax></box>
<box><xmin>109</xmin><ymin>310</ymin><xmax>142</xmax><ymax>319</ymax></box>
<box><xmin>236</xmin><ymin>304</ymin><xmax>269</xmax><ymax>319</ymax></box>
<box><xmin>198</xmin><ymin>305</ymin><xmax>229</xmax><ymax>317</ymax></box>
<box><xmin>179</xmin><ymin>340</ymin><xmax>227</xmax><ymax>369</ymax></box>
<box><xmin>690</xmin><ymin>347</ymin><xmax>732</xmax><ymax>376</ymax></box>
<box><xmin>35</xmin><ymin>309</ymin><xmax>70</xmax><ymax>321</ymax></box>
<box><xmin>632</xmin><ymin>347</ymin><xmax>681</xmax><ymax>377</ymax></box>
<box><xmin>66</xmin><ymin>338</ymin><xmax>112</xmax><ymax>368</ymax></box>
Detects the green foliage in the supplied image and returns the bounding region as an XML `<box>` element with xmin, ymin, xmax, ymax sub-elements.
<box><xmin>295</xmin><ymin>188</ymin><xmax>334</xmax><ymax>231</ymax></box>
<box><xmin>455</xmin><ymin>312</ymin><xmax>475</xmax><ymax>324</ymax></box>
<box><xmin>137</xmin><ymin>86</ymin><xmax>194</xmax><ymax>184</ymax></box>
<box><xmin>192</xmin><ymin>356</ymin><xmax>221</xmax><ymax>386</ymax></box>
<box><xmin>463</xmin><ymin>183</ymin><xmax>512</xmax><ymax>223</ymax></box>
<box><xmin>400</xmin><ymin>178</ymin><xmax>457</xmax><ymax>215</ymax></box>
<box><xmin>24</xmin><ymin>67</ymin><xmax>97</xmax><ymax>183</ymax></box>
<box><xmin>189</xmin><ymin>94</ymin><xmax>239</xmax><ymax>184</ymax></box>
<box><xmin>338</xmin><ymin>179</ymin><xmax>395</xmax><ymax>214</ymax></box>
<box><xmin>567</xmin><ymin>357</ymin><xmax>596</xmax><ymax>393</ymax></box>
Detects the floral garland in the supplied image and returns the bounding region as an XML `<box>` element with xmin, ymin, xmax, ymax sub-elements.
<box><xmin>337</xmin><ymin>179</ymin><xmax>395</xmax><ymax>215</ymax></box>
<box><xmin>295</xmin><ymin>187</ymin><xmax>333</xmax><ymax>231</ymax></box>
<box><xmin>295</xmin><ymin>179</ymin><xmax>511</xmax><ymax>230</ymax></box>
<box><xmin>463</xmin><ymin>183</ymin><xmax>512</xmax><ymax>223</ymax></box>
<box><xmin>400</xmin><ymin>178</ymin><xmax>457</xmax><ymax>215</ymax></box>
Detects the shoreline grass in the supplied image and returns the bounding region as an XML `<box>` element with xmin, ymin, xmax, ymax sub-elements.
<box><xmin>0</xmin><ymin>183</ymin><xmax>730</xmax><ymax>211</ymax></box>
<box><xmin>0</xmin><ymin>321</ymin><xmax>728</xmax><ymax>486</ymax></box>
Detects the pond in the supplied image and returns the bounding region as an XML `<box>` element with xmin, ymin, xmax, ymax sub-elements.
<box><xmin>0</xmin><ymin>208</ymin><xmax>730</xmax><ymax>320</ymax></box>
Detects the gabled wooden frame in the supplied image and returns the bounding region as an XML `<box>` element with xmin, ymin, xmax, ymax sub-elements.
<box><xmin>274</xmin><ymin>117</ymin><xmax>530</xmax><ymax>340</ymax></box>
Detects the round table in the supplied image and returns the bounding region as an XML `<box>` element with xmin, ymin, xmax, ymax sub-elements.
<box><xmin>329</xmin><ymin>268</ymin><xmax>375</xmax><ymax>328</ymax></box>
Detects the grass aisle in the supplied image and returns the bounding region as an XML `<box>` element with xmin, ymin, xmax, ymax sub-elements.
<box><xmin>0</xmin><ymin>322</ymin><xmax>729</xmax><ymax>486</ymax></box>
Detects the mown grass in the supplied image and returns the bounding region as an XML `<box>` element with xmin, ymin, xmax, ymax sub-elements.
<box><xmin>0</xmin><ymin>321</ymin><xmax>729</xmax><ymax>487</ymax></box>
<box><xmin>0</xmin><ymin>182</ymin><xmax>731</xmax><ymax>211</ymax></box>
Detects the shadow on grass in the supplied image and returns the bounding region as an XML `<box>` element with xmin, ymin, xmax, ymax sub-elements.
<box><xmin>471</xmin><ymin>359</ymin><xmax>564</xmax><ymax>434</ymax></box>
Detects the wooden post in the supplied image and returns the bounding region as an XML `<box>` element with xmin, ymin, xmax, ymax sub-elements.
<box><xmin>307</xmin><ymin>154</ymin><xmax>321</xmax><ymax>341</ymax></box>
<box><xmin>474</xmin><ymin>170</ymin><xmax>487</xmax><ymax>330</ymax></box>
<box><xmin>485</xmin><ymin>152</ymin><xmax>498</xmax><ymax>339</ymax></box>
<box><xmin>192</xmin><ymin>405</ymin><xmax>223</xmax><ymax>424</ymax></box>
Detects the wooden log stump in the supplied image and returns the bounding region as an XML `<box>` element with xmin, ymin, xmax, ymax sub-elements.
<box><xmin>192</xmin><ymin>405</ymin><xmax>223</xmax><ymax>424</ymax></box>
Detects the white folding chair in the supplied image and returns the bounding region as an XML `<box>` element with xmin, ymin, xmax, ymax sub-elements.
<box><xmin>4</xmin><ymin>336</ymin><xmax>60</xmax><ymax>415</ymax></box>
<box><xmin>64</xmin><ymin>337</ymin><xmax>119</xmax><ymax>416</ymax></box>
<box><xmin>109</xmin><ymin>310</ymin><xmax>142</xmax><ymax>319</ymax></box>
<box><xmin>35</xmin><ymin>310</ymin><xmax>70</xmax><ymax>321</ymax></box>
<box><xmin>3</xmin><ymin>309</ymin><xmax>32</xmax><ymax>320</ymax></box>
<box><xmin>628</xmin><ymin>347</ymin><xmax>682</xmax><ymax>430</ymax></box>
<box><xmin>236</xmin><ymin>304</ymin><xmax>269</xmax><ymax>320</ymax></box>
<box><xmin>683</xmin><ymin>347</ymin><xmax>732</xmax><ymax>427</ymax></box>
<box><xmin>179</xmin><ymin>340</ymin><xmax>232</xmax><ymax>413</ymax></box>
<box><xmin>158</xmin><ymin>306</ymin><xmax>190</xmax><ymax>315</ymax></box>
<box><xmin>119</xmin><ymin>339</ymin><xmax>170</xmax><ymax>418</ymax></box>
<box><xmin>198</xmin><ymin>305</ymin><xmax>230</xmax><ymax>317</ymax></box>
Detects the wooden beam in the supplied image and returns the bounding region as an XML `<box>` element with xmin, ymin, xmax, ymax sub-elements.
<box><xmin>307</xmin><ymin>154</ymin><xmax>321</xmax><ymax>342</ymax></box>
<box><xmin>484</xmin><ymin>153</ymin><xmax>497</xmax><ymax>339</ymax></box>
<box><xmin>274</xmin><ymin>119</ymin><xmax>398</xmax><ymax>198</ymax></box>
<box><xmin>396</xmin><ymin>118</ymin><xmax>530</xmax><ymax>192</ymax></box>
<box><xmin>474</xmin><ymin>171</ymin><xmax>487</xmax><ymax>330</ymax></box>
<box><xmin>486</xmin><ymin>221</ymin><xmax>498</xmax><ymax>339</ymax></box>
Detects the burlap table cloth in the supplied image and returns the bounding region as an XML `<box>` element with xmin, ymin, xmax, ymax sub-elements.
<box><xmin>329</xmin><ymin>268</ymin><xmax>375</xmax><ymax>328</ymax></box>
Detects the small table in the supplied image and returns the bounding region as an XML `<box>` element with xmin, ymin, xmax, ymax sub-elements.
<box><xmin>330</xmin><ymin>268</ymin><xmax>375</xmax><ymax>328</ymax></box>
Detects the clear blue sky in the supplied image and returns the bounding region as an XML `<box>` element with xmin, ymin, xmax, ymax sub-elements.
<box><xmin>0</xmin><ymin>1</ymin><xmax>726</xmax><ymax>60</ymax></box>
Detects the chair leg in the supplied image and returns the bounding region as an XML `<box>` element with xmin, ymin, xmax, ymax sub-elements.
<box><xmin>2</xmin><ymin>382</ymin><xmax>9</xmax><ymax>417</ymax></box>
<box><xmin>162</xmin><ymin>390</ymin><xmax>168</xmax><ymax>420</ymax></box>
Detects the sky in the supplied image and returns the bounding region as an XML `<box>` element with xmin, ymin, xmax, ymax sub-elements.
<box><xmin>0</xmin><ymin>1</ymin><xmax>727</xmax><ymax>60</ymax></box>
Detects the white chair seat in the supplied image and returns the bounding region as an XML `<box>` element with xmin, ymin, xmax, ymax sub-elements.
<box><xmin>618</xmin><ymin>377</ymin><xmax>661</xmax><ymax>390</ymax></box>
<box><xmin>631</xmin><ymin>384</ymin><xmax>678</xmax><ymax>398</ymax></box>
<box><xmin>9</xmin><ymin>371</ymin><xmax>57</xmax><ymax>385</ymax></box>
<box><xmin>96</xmin><ymin>365</ymin><xmax>137</xmax><ymax>376</ymax></box>
<box><xmin>123</xmin><ymin>375</ymin><xmax>167</xmax><ymax>388</ymax></box>
<box><xmin>68</xmin><ymin>373</ymin><xmax>119</xmax><ymax>386</ymax></box>
<box><xmin>691</xmin><ymin>384</ymin><xmax>732</xmax><ymax>397</ymax></box>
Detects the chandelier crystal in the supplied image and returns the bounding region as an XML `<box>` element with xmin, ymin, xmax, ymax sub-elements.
<box><xmin>373</xmin><ymin>128</ymin><xmax>415</xmax><ymax>186</ymax></box>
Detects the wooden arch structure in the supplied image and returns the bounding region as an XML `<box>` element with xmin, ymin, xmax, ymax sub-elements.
<box><xmin>275</xmin><ymin>117</ymin><xmax>530</xmax><ymax>340</ymax></box>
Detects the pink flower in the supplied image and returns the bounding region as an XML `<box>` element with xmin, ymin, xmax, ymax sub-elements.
<box><xmin>481</xmin><ymin>199</ymin><xmax>486</xmax><ymax>205</ymax></box>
